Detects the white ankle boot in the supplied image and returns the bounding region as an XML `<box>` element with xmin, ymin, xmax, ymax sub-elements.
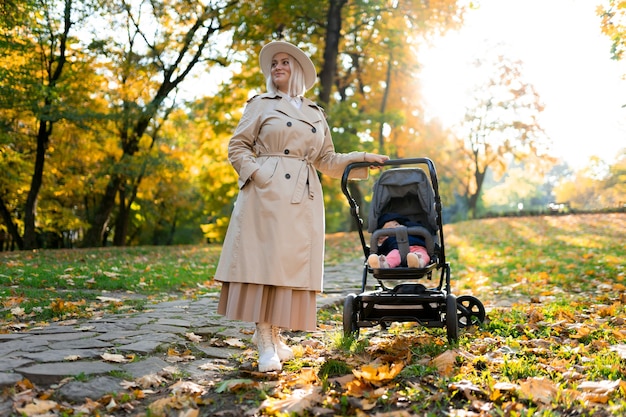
<box><xmin>255</xmin><ymin>323</ymin><xmax>281</xmax><ymax>372</ymax></box>
<box><xmin>252</xmin><ymin>326</ymin><xmax>294</xmax><ymax>361</ymax></box>
<box><xmin>271</xmin><ymin>326</ymin><xmax>294</xmax><ymax>361</ymax></box>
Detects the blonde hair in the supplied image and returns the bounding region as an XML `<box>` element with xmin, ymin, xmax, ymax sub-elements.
<box><xmin>266</xmin><ymin>53</ymin><xmax>307</xmax><ymax>97</ymax></box>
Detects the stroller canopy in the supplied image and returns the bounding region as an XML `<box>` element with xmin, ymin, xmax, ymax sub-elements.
<box><xmin>367</xmin><ymin>168</ymin><xmax>438</xmax><ymax>234</ymax></box>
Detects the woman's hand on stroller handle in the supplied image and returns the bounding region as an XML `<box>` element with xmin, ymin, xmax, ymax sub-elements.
<box><xmin>363</xmin><ymin>152</ymin><xmax>389</xmax><ymax>169</ymax></box>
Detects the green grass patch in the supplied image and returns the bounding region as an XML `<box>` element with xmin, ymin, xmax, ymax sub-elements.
<box><xmin>0</xmin><ymin>245</ymin><xmax>222</xmax><ymax>327</ymax></box>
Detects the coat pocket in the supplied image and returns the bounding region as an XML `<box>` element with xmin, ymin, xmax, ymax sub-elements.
<box><xmin>253</xmin><ymin>158</ymin><xmax>278</xmax><ymax>187</ymax></box>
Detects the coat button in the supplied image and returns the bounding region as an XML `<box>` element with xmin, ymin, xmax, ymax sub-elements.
<box><xmin>284</xmin><ymin>149</ymin><xmax>290</xmax><ymax>154</ymax></box>
<box><xmin>285</xmin><ymin>173</ymin><xmax>291</xmax><ymax>179</ymax></box>
<box><xmin>311</xmin><ymin>127</ymin><xmax>317</xmax><ymax>133</ymax></box>
<box><xmin>287</xmin><ymin>122</ymin><xmax>292</xmax><ymax>127</ymax></box>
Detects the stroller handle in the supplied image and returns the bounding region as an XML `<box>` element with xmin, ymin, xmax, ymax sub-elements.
<box><xmin>341</xmin><ymin>157</ymin><xmax>440</xmax><ymax>199</ymax></box>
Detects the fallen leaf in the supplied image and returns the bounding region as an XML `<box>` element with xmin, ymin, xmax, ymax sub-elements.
<box><xmin>353</xmin><ymin>362</ymin><xmax>404</xmax><ymax>385</ymax></box>
<box><xmin>223</xmin><ymin>337</ymin><xmax>246</xmax><ymax>348</ymax></box>
<box><xmin>185</xmin><ymin>332</ymin><xmax>203</xmax><ymax>343</ymax></box>
<box><xmin>105</xmin><ymin>397</ymin><xmax>118</xmax><ymax>411</ymax></box>
<box><xmin>431</xmin><ymin>350</ymin><xmax>458</xmax><ymax>377</ymax></box>
<box><xmin>198</xmin><ymin>361</ymin><xmax>235</xmax><ymax>371</ymax></box>
<box><xmin>101</xmin><ymin>352</ymin><xmax>130</xmax><ymax>363</ymax></box>
<box><xmin>261</xmin><ymin>387</ymin><xmax>322</xmax><ymax>414</ymax></box>
<box><xmin>170</xmin><ymin>380</ymin><xmax>207</xmax><ymax>395</ymax></box>
<box><xmin>345</xmin><ymin>378</ymin><xmax>372</xmax><ymax>397</ymax></box>
<box><xmin>215</xmin><ymin>378</ymin><xmax>259</xmax><ymax>393</ymax></box>
<box><xmin>570</xmin><ymin>325</ymin><xmax>592</xmax><ymax>339</ymax></box>
<box><xmin>136</xmin><ymin>373</ymin><xmax>166</xmax><ymax>388</ymax></box>
<box><xmin>64</xmin><ymin>354</ymin><xmax>81</xmax><ymax>361</ymax></box>
<box><xmin>449</xmin><ymin>379</ymin><xmax>485</xmax><ymax>400</ymax></box>
<box><xmin>519</xmin><ymin>377</ymin><xmax>557</xmax><ymax>404</ymax></box>
<box><xmin>11</xmin><ymin>306</ymin><xmax>26</xmax><ymax>317</ymax></box>
<box><xmin>16</xmin><ymin>399</ymin><xmax>59</xmax><ymax>416</ymax></box>
<box><xmin>609</xmin><ymin>344</ymin><xmax>626</xmax><ymax>359</ymax></box>
<box><xmin>97</xmin><ymin>296</ymin><xmax>122</xmax><ymax>303</ymax></box>
<box><xmin>166</xmin><ymin>347</ymin><xmax>195</xmax><ymax>362</ymax></box>
<box><xmin>577</xmin><ymin>379</ymin><xmax>621</xmax><ymax>395</ymax></box>
<box><xmin>73</xmin><ymin>397</ymin><xmax>102</xmax><ymax>415</ymax></box>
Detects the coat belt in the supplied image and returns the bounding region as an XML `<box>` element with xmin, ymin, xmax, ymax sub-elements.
<box><xmin>257</xmin><ymin>152</ymin><xmax>315</xmax><ymax>203</ymax></box>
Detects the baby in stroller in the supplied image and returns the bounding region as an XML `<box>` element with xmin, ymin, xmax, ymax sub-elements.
<box><xmin>367</xmin><ymin>212</ymin><xmax>430</xmax><ymax>269</ymax></box>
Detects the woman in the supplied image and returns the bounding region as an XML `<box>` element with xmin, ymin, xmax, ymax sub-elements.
<box><xmin>215</xmin><ymin>40</ymin><xmax>388</xmax><ymax>372</ymax></box>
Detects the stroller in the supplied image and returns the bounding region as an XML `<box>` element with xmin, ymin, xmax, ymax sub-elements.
<box><xmin>340</xmin><ymin>158</ymin><xmax>485</xmax><ymax>342</ymax></box>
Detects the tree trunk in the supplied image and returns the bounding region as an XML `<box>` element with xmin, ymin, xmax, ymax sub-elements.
<box><xmin>0</xmin><ymin>196</ymin><xmax>24</xmax><ymax>250</ymax></box>
<box><xmin>82</xmin><ymin>174</ymin><xmax>122</xmax><ymax>247</ymax></box>
<box><xmin>21</xmin><ymin>0</ymin><xmax>72</xmax><ymax>250</ymax></box>
<box><xmin>378</xmin><ymin>51</ymin><xmax>392</xmax><ymax>152</ymax></box>
<box><xmin>23</xmin><ymin>120</ymin><xmax>51</xmax><ymax>249</ymax></box>
<box><xmin>467</xmin><ymin>167</ymin><xmax>486</xmax><ymax>219</ymax></box>
<box><xmin>319</xmin><ymin>0</ymin><xmax>347</xmax><ymax>106</ymax></box>
<box><xmin>113</xmin><ymin>186</ymin><xmax>129</xmax><ymax>246</ymax></box>
<box><xmin>167</xmin><ymin>212</ymin><xmax>178</xmax><ymax>245</ymax></box>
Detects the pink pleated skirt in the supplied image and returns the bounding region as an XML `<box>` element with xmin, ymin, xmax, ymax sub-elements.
<box><xmin>216</xmin><ymin>282</ymin><xmax>318</xmax><ymax>331</ymax></box>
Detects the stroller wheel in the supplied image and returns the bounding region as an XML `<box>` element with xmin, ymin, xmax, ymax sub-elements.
<box><xmin>446</xmin><ymin>294</ymin><xmax>459</xmax><ymax>343</ymax></box>
<box><xmin>343</xmin><ymin>293</ymin><xmax>360</xmax><ymax>338</ymax></box>
<box><xmin>456</xmin><ymin>295</ymin><xmax>486</xmax><ymax>328</ymax></box>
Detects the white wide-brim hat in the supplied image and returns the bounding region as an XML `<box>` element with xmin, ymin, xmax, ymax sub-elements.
<box><xmin>259</xmin><ymin>41</ymin><xmax>317</xmax><ymax>91</ymax></box>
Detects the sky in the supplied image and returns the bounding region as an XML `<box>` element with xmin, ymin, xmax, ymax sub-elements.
<box><xmin>418</xmin><ymin>0</ymin><xmax>626</xmax><ymax>169</ymax></box>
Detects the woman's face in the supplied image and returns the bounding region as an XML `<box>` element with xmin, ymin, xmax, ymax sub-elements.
<box><xmin>271</xmin><ymin>52</ymin><xmax>292</xmax><ymax>93</ymax></box>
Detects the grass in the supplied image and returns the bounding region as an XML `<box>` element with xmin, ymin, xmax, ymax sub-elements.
<box><xmin>1</xmin><ymin>212</ymin><xmax>624</xmax><ymax>329</ymax></box>
<box><xmin>1</xmin><ymin>213</ymin><xmax>625</xmax><ymax>416</ymax></box>
<box><xmin>0</xmin><ymin>245</ymin><xmax>223</xmax><ymax>325</ymax></box>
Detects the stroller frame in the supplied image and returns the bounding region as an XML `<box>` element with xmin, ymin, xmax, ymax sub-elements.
<box><xmin>340</xmin><ymin>158</ymin><xmax>485</xmax><ymax>342</ymax></box>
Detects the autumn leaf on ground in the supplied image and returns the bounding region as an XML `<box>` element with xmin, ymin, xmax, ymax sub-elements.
<box><xmin>158</xmin><ymin>365</ymin><xmax>181</xmax><ymax>378</ymax></box>
<box><xmin>345</xmin><ymin>378</ymin><xmax>372</xmax><ymax>397</ymax></box>
<box><xmin>101</xmin><ymin>352</ymin><xmax>131</xmax><ymax>363</ymax></box>
<box><xmin>214</xmin><ymin>379</ymin><xmax>259</xmax><ymax>393</ymax></box>
<box><xmin>223</xmin><ymin>337</ymin><xmax>246</xmax><ymax>348</ymax></box>
<box><xmin>166</xmin><ymin>347</ymin><xmax>195</xmax><ymax>362</ymax></box>
<box><xmin>147</xmin><ymin>395</ymin><xmax>198</xmax><ymax>417</ymax></box>
<box><xmin>519</xmin><ymin>377</ymin><xmax>558</xmax><ymax>404</ymax></box>
<box><xmin>490</xmin><ymin>381</ymin><xmax>519</xmax><ymax>401</ymax></box>
<box><xmin>352</xmin><ymin>361</ymin><xmax>404</xmax><ymax>386</ymax></box>
<box><xmin>577</xmin><ymin>380</ymin><xmax>623</xmax><ymax>404</ymax></box>
<box><xmin>260</xmin><ymin>387</ymin><xmax>322</xmax><ymax>414</ymax></box>
<box><xmin>10</xmin><ymin>307</ymin><xmax>26</xmax><ymax>317</ymax></box>
<box><xmin>184</xmin><ymin>332</ymin><xmax>202</xmax><ymax>342</ymax></box>
<box><xmin>96</xmin><ymin>296</ymin><xmax>122</xmax><ymax>303</ymax></box>
<box><xmin>431</xmin><ymin>349</ymin><xmax>459</xmax><ymax>377</ymax></box>
<box><xmin>16</xmin><ymin>399</ymin><xmax>59</xmax><ymax>416</ymax></box>
<box><xmin>569</xmin><ymin>323</ymin><xmax>593</xmax><ymax>339</ymax></box>
<box><xmin>198</xmin><ymin>360</ymin><xmax>236</xmax><ymax>372</ymax></box>
<box><xmin>72</xmin><ymin>397</ymin><xmax>102</xmax><ymax>415</ymax></box>
<box><xmin>610</xmin><ymin>344</ymin><xmax>626</xmax><ymax>359</ymax></box>
<box><xmin>370</xmin><ymin>411</ymin><xmax>414</xmax><ymax>417</ymax></box>
<box><xmin>135</xmin><ymin>373</ymin><xmax>166</xmax><ymax>388</ymax></box>
<box><xmin>169</xmin><ymin>380</ymin><xmax>207</xmax><ymax>395</ymax></box>
<box><xmin>449</xmin><ymin>380</ymin><xmax>486</xmax><ymax>401</ymax></box>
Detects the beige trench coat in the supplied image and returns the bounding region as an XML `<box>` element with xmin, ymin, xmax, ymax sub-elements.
<box><xmin>214</xmin><ymin>93</ymin><xmax>368</xmax><ymax>292</ymax></box>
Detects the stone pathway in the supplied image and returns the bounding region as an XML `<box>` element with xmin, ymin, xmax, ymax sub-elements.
<box><xmin>0</xmin><ymin>260</ymin><xmax>365</xmax><ymax>403</ymax></box>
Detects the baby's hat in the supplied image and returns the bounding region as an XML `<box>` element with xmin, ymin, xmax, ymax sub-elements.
<box><xmin>377</xmin><ymin>212</ymin><xmax>410</xmax><ymax>229</ymax></box>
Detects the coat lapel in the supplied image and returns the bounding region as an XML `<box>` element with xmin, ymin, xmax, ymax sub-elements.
<box><xmin>273</xmin><ymin>96</ymin><xmax>324</xmax><ymax>127</ymax></box>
